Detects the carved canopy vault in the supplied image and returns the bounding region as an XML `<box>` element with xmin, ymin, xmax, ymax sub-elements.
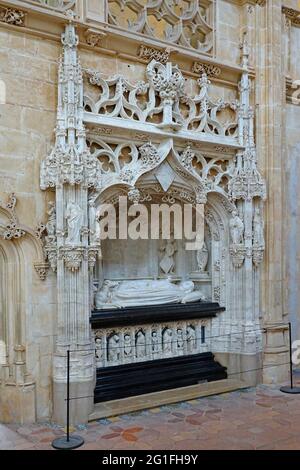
<box><xmin>39</xmin><ymin>22</ymin><xmax>266</xmax><ymax>397</ymax></box>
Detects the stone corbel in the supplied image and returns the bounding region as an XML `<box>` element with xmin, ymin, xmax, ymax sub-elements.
<box><xmin>34</xmin><ymin>261</ymin><xmax>50</xmax><ymax>281</ymax></box>
<box><xmin>252</xmin><ymin>246</ymin><xmax>264</xmax><ymax>267</ymax></box>
<box><xmin>59</xmin><ymin>246</ymin><xmax>86</xmax><ymax>272</ymax></box>
<box><xmin>282</xmin><ymin>7</ymin><xmax>300</xmax><ymax>26</ymax></box>
<box><xmin>88</xmin><ymin>247</ymin><xmax>101</xmax><ymax>269</ymax></box>
<box><xmin>84</xmin><ymin>28</ymin><xmax>107</xmax><ymax>47</ymax></box>
<box><xmin>230</xmin><ymin>244</ymin><xmax>246</xmax><ymax>268</ymax></box>
<box><xmin>44</xmin><ymin>246</ymin><xmax>58</xmax><ymax>272</ymax></box>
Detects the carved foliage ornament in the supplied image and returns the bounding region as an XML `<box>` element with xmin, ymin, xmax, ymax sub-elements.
<box><xmin>0</xmin><ymin>7</ymin><xmax>25</xmax><ymax>26</ymax></box>
<box><xmin>0</xmin><ymin>193</ymin><xmax>26</xmax><ymax>240</ymax></box>
<box><xmin>138</xmin><ymin>45</ymin><xmax>170</xmax><ymax>64</ymax></box>
<box><xmin>192</xmin><ymin>62</ymin><xmax>221</xmax><ymax>77</ymax></box>
<box><xmin>40</xmin><ymin>144</ymin><xmax>102</xmax><ymax>190</ymax></box>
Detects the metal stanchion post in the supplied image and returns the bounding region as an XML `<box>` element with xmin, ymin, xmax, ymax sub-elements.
<box><xmin>280</xmin><ymin>322</ymin><xmax>300</xmax><ymax>394</ymax></box>
<box><xmin>52</xmin><ymin>350</ymin><xmax>85</xmax><ymax>449</ymax></box>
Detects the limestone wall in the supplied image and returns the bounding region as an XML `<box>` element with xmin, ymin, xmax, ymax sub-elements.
<box><xmin>0</xmin><ymin>27</ymin><xmax>59</xmax><ymax>421</ymax></box>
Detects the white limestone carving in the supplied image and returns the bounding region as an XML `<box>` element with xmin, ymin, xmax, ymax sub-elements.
<box><xmin>40</xmin><ymin>25</ymin><xmax>102</xmax><ymax>191</ymax></box>
<box><xmin>34</xmin><ymin>262</ymin><xmax>50</xmax><ymax>281</ymax></box>
<box><xmin>95</xmin><ymin>337</ymin><xmax>103</xmax><ymax>366</ymax></box>
<box><xmin>88</xmin><ymin>196</ymin><xmax>101</xmax><ymax>245</ymax></box>
<box><xmin>107</xmin><ymin>0</ymin><xmax>213</xmax><ymax>54</ymax></box>
<box><xmin>229</xmin><ymin>211</ymin><xmax>244</xmax><ymax>245</ymax></box>
<box><xmin>176</xmin><ymin>328</ymin><xmax>184</xmax><ymax>354</ymax></box>
<box><xmin>151</xmin><ymin>330</ymin><xmax>160</xmax><ymax>355</ymax></box>
<box><xmin>26</xmin><ymin>0</ymin><xmax>76</xmax><ymax>11</ymax></box>
<box><xmin>253</xmin><ymin>207</ymin><xmax>264</xmax><ymax>247</ymax></box>
<box><xmin>94</xmin><ymin>318</ymin><xmax>211</xmax><ymax>367</ymax></box>
<box><xmin>65</xmin><ymin>201</ymin><xmax>83</xmax><ymax>245</ymax></box>
<box><xmin>138</xmin><ymin>45</ymin><xmax>170</xmax><ymax>64</ymax></box>
<box><xmin>37</xmin><ymin>21</ymin><xmax>268</xmax><ymax>398</ymax></box>
<box><xmin>95</xmin><ymin>278</ymin><xmax>206</xmax><ymax>309</ymax></box>
<box><xmin>136</xmin><ymin>331</ymin><xmax>146</xmax><ymax>358</ymax></box>
<box><xmin>196</xmin><ymin>240</ymin><xmax>209</xmax><ymax>272</ymax></box>
<box><xmin>0</xmin><ymin>193</ymin><xmax>26</xmax><ymax>240</ymax></box>
<box><xmin>108</xmin><ymin>334</ymin><xmax>120</xmax><ymax>362</ymax></box>
<box><xmin>186</xmin><ymin>325</ymin><xmax>197</xmax><ymax>352</ymax></box>
<box><xmin>0</xmin><ymin>7</ymin><xmax>25</xmax><ymax>26</ymax></box>
<box><xmin>84</xmin><ymin>65</ymin><xmax>238</xmax><ymax>138</ymax></box>
<box><xmin>124</xmin><ymin>334</ymin><xmax>133</xmax><ymax>358</ymax></box>
<box><xmin>159</xmin><ymin>237</ymin><xmax>177</xmax><ymax>274</ymax></box>
<box><xmin>162</xmin><ymin>328</ymin><xmax>173</xmax><ymax>355</ymax></box>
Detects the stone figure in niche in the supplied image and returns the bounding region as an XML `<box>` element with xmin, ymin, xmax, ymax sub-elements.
<box><xmin>88</xmin><ymin>196</ymin><xmax>100</xmax><ymax>244</ymax></box>
<box><xmin>108</xmin><ymin>334</ymin><xmax>120</xmax><ymax>362</ymax></box>
<box><xmin>95</xmin><ymin>278</ymin><xmax>206</xmax><ymax>309</ymax></box>
<box><xmin>163</xmin><ymin>328</ymin><xmax>173</xmax><ymax>354</ymax></box>
<box><xmin>136</xmin><ymin>331</ymin><xmax>146</xmax><ymax>358</ymax></box>
<box><xmin>95</xmin><ymin>337</ymin><xmax>103</xmax><ymax>363</ymax></box>
<box><xmin>253</xmin><ymin>207</ymin><xmax>264</xmax><ymax>247</ymax></box>
<box><xmin>229</xmin><ymin>210</ymin><xmax>244</xmax><ymax>245</ymax></box>
<box><xmin>46</xmin><ymin>201</ymin><xmax>56</xmax><ymax>237</ymax></box>
<box><xmin>186</xmin><ymin>326</ymin><xmax>196</xmax><ymax>352</ymax></box>
<box><xmin>159</xmin><ymin>236</ymin><xmax>177</xmax><ymax>274</ymax></box>
<box><xmin>124</xmin><ymin>334</ymin><xmax>132</xmax><ymax>357</ymax></box>
<box><xmin>65</xmin><ymin>200</ymin><xmax>83</xmax><ymax>245</ymax></box>
<box><xmin>177</xmin><ymin>328</ymin><xmax>184</xmax><ymax>352</ymax></box>
<box><xmin>196</xmin><ymin>240</ymin><xmax>209</xmax><ymax>272</ymax></box>
<box><xmin>151</xmin><ymin>330</ymin><xmax>160</xmax><ymax>354</ymax></box>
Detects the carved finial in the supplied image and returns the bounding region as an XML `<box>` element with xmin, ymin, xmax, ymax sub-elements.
<box><xmin>240</xmin><ymin>32</ymin><xmax>249</xmax><ymax>70</ymax></box>
<box><xmin>65</xmin><ymin>9</ymin><xmax>75</xmax><ymax>24</ymax></box>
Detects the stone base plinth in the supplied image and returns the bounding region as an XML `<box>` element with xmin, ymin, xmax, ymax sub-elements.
<box><xmin>0</xmin><ymin>382</ymin><xmax>36</xmax><ymax>424</ymax></box>
<box><xmin>214</xmin><ymin>352</ymin><xmax>263</xmax><ymax>387</ymax></box>
<box><xmin>52</xmin><ymin>379</ymin><xmax>95</xmax><ymax>426</ymax></box>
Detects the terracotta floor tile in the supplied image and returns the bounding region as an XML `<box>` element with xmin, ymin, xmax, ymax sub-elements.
<box><xmin>2</xmin><ymin>384</ymin><xmax>300</xmax><ymax>450</ymax></box>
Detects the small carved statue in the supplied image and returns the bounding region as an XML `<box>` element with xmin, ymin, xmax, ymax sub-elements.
<box><xmin>177</xmin><ymin>328</ymin><xmax>184</xmax><ymax>352</ymax></box>
<box><xmin>162</xmin><ymin>328</ymin><xmax>173</xmax><ymax>354</ymax></box>
<box><xmin>196</xmin><ymin>240</ymin><xmax>209</xmax><ymax>272</ymax></box>
<box><xmin>160</xmin><ymin>236</ymin><xmax>177</xmax><ymax>274</ymax></box>
<box><xmin>253</xmin><ymin>207</ymin><xmax>264</xmax><ymax>247</ymax></box>
<box><xmin>95</xmin><ymin>337</ymin><xmax>103</xmax><ymax>363</ymax></box>
<box><xmin>46</xmin><ymin>201</ymin><xmax>56</xmax><ymax>237</ymax></box>
<box><xmin>65</xmin><ymin>200</ymin><xmax>83</xmax><ymax>245</ymax></box>
<box><xmin>151</xmin><ymin>330</ymin><xmax>160</xmax><ymax>354</ymax></box>
<box><xmin>136</xmin><ymin>331</ymin><xmax>146</xmax><ymax>358</ymax></box>
<box><xmin>124</xmin><ymin>334</ymin><xmax>132</xmax><ymax>357</ymax></box>
<box><xmin>108</xmin><ymin>334</ymin><xmax>120</xmax><ymax>362</ymax></box>
<box><xmin>88</xmin><ymin>197</ymin><xmax>100</xmax><ymax>244</ymax></box>
<box><xmin>186</xmin><ymin>326</ymin><xmax>196</xmax><ymax>352</ymax></box>
<box><xmin>229</xmin><ymin>210</ymin><xmax>244</xmax><ymax>245</ymax></box>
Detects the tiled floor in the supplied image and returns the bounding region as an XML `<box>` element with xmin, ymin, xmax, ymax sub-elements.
<box><xmin>1</xmin><ymin>384</ymin><xmax>300</xmax><ymax>450</ymax></box>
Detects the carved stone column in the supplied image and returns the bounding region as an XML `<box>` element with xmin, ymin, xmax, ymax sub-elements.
<box><xmin>256</xmin><ymin>0</ymin><xmax>289</xmax><ymax>383</ymax></box>
<box><xmin>40</xmin><ymin>22</ymin><xmax>102</xmax><ymax>424</ymax></box>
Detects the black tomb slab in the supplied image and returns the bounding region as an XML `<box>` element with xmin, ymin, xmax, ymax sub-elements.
<box><xmin>90</xmin><ymin>301</ymin><xmax>227</xmax><ymax>403</ymax></box>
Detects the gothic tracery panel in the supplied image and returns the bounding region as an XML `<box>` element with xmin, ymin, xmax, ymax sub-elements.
<box><xmin>107</xmin><ymin>0</ymin><xmax>214</xmax><ymax>54</ymax></box>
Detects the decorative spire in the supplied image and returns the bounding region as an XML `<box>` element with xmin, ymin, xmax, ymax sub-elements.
<box><xmin>40</xmin><ymin>23</ymin><xmax>101</xmax><ymax>190</ymax></box>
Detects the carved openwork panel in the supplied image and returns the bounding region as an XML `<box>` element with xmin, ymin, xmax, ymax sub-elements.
<box><xmin>22</xmin><ymin>0</ymin><xmax>76</xmax><ymax>11</ymax></box>
<box><xmin>94</xmin><ymin>319</ymin><xmax>210</xmax><ymax>367</ymax></box>
<box><xmin>107</xmin><ymin>0</ymin><xmax>214</xmax><ymax>54</ymax></box>
<box><xmin>84</xmin><ymin>60</ymin><xmax>238</xmax><ymax>140</ymax></box>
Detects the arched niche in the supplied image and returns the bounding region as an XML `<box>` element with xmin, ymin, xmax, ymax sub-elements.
<box><xmin>91</xmin><ymin>180</ymin><xmax>235</xmax><ymax>309</ymax></box>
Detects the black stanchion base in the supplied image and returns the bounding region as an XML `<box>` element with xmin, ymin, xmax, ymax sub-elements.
<box><xmin>52</xmin><ymin>435</ymin><xmax>84</xmax><ymax>450</ymax></box>
<box><xmin>280</xmin><ymin>386</ymin><xmax>300</xmax><ymax>394</ymax></box>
